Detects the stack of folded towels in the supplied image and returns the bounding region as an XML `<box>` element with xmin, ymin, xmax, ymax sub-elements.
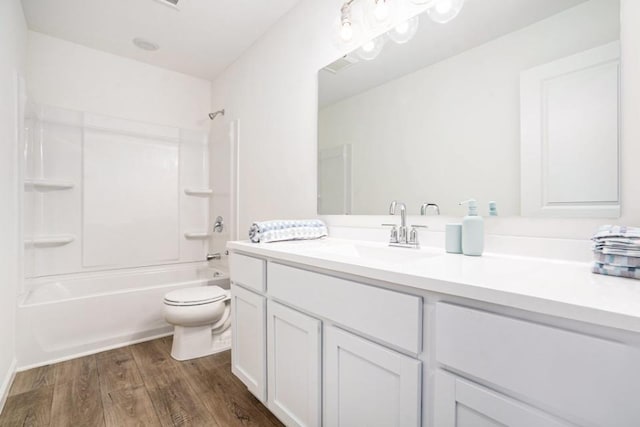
<box><xmin>591</xmin><ymin>225</ymin><xmax>640</xmax><ymax>280</ymax></box>
<box><xmin>249</xmin><ymin>219</ymin><xmax>328</xmax><ymax>243</ymax></box>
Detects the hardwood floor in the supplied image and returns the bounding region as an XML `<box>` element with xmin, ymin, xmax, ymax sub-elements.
<box><xmin>0</xmin><ymin>337</ymin><xmax>283</xmax><ymax>427</ymax></box>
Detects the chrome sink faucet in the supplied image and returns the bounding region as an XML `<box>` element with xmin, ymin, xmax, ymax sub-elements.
<box><xmin>383</xmin><ymin>201</ymin><xmax>427</xmax><ymax>249</ymax></box>
<box><xmin>389</xmin><ymin>200</ymin><xmax>407</xmax><ymax>243</ymax></box>
<box><xmin>420</xmin><ymin>203</ymin><xmax>440</xmax><ymax>216</ymax></box>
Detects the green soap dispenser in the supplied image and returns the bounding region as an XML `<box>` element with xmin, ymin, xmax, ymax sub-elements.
<box><xmin>459</xmin><ymin>199</ymin><xmax>484</xmax><ymax>256</ymax></box>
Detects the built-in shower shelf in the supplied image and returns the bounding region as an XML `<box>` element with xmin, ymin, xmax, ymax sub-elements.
<box><xmin>24</xmin><ymin>179</ymin><xmax>75</xmax><ymax>192</ymax></box>
<box><xmin>24</xmin><ymin>234</ymin><xmax>76</xmax><ymax>248</ymax></box>
<box><xmin>184</xmin><ymin>188</ymin><xmax>213</xmax><ymax>197</ymax></box>
<box><xmin>184</xmin><ymin>231</ymin><xmax>212</xmax><ymax>239</ymax></box>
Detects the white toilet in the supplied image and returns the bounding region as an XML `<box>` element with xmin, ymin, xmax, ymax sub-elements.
<box><xmin>163</xmin><ymin>286</ymin><xmax>232</xmax><ymax>361</ymax></box>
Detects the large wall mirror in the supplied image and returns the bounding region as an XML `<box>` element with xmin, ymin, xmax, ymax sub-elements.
<box><xmin>317</xmin><ymin>0</ymin><xmax>620</xmax><ymax>218</ymax></box>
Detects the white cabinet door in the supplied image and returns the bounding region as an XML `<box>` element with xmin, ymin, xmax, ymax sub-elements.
<box><xmin>267</xmin><ymin>300</ymin><xmax>321</xmax><ymax>427</ymax></box>
<box><xmin>231</xmin><ymin>283</ymin><xmax>266</xmax><ymax>402</ymax></box>
<box><xmin>324</xmin><ymin>326</ymin><xmax>421</xmax><ymax>427</ymax></box>
<box><xmin>434</xmin><ymin>370</ymin><xmax>571</xmax><ymax>427</ymax></box>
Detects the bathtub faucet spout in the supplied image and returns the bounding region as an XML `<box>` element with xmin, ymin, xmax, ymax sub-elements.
<box><xmin>206</xmin><ymin>252</ymin><xmax>222</xmax><ymax>261</ymax></box>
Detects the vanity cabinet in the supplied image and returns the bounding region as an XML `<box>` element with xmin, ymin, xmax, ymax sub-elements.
<box><xmin>230</xmin><ymin>283</ymin><xmax>266</xmax><ymax>401</ymax></box>
<box><xmin>230</xmin><ymin>254</ymin><xmax>424</xmax><ymax>427</ymax></box>
<box><xmin>324</xmin><ymin>326</ymin><xmax>421</xmax><ymax>427</ymax></box>
<box><xmin>229</xmin><ymin>247</ymin><xmax>640</xmax><ymax>427</ymax></box>
<box><xmin>267</xmin><ymin>300</ymin><xmax>322</xmax><ymax>427</ymax></box>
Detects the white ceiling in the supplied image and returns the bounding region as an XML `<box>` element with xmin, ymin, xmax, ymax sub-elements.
<box><xmin>21</xmin><ymin>0</ymin><xmax>302</xmax><ymax>80</ymax></box>
<box><xmin>319</xmin><ymin>0</ymin><xmax>593</xmax><ymax>107</ymax></box>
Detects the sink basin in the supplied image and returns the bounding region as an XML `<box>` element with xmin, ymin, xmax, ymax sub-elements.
<box><xmin>297</xmin><ymin>239</ymin><xmax>443</xmax><ymax>264</ymax></box>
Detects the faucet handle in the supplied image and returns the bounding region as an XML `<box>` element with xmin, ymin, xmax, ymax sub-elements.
<box><xmin>381</xmin><ymin>223</ymin><xmax>399</xmax><ymax>243</ymax></box>
<box><xmin>409</xmin><ymin>225</ymin><xmax>427</xmax><ymax>247</ymax></box>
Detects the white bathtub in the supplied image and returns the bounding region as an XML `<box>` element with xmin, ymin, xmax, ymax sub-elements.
<box><xmin>17</xmin><ymin>263</ymin><xmax>229</xmax><ymax>369</ymax></box>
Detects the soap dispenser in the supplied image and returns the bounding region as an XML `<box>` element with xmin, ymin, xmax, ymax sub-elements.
<box><xmin>459</xmin><ymin>199</ymin><xmax>484</xmax><ymax>256</ymax></box>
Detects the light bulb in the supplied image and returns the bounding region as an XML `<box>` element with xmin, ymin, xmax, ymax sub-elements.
<box><xmin>374</xmin><ymin>0</ymin><xmax>390</xmax><ymax>21</ymax></box>
<box><xmin>427</xmin><ymin>0</ymin><xmax>464</xmax><ymax>24</ymax></box>
<box><xmin>435</xmin><ymin>0</ymin><xmax>452</xmax><ymax>14</ymax></box>
<box><xmin>388</xmin><ymin>15</ymin><xmax>419</xmax><ymax>44</ymax></box>
<box><xmin>395</xmin><ymin>21</ymin><xmax>409</xmax><ymax>34</ymax></box>
<box><xmin>340</xmin><ymin>22</ymin><xmax>353</xmax><ymax>41</ymax></box>
<box><xmin>362</xmin><ymin>41</ymin><xmax>375</xmax><ymax>52</ymax></box>
<box><xmin>336</xmin><ymin>1</ymin><xmax>358</xmax><ymax>47</ymax></box>
<box><xmin>356</xmin><ymin>35</ymin><xmax>386</xmax><ymax>61</ymax></box>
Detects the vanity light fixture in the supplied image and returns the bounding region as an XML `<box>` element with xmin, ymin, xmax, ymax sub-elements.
<box><xmin>335</xmin><ymin>0</ymin><xmax>464</xmax><ymax>55</ymax></box>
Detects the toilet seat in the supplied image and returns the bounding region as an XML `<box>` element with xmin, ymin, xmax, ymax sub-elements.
<box><xmin>164</xmin><ymin>286</ymin><xmax>227</xmax><ymax>307</ymax></box>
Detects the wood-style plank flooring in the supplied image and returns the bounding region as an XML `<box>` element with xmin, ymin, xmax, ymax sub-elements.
<box><xmin>0</xmin><ymin>337</ymin><xmax>283</xmax><ymax>427</ymax></box>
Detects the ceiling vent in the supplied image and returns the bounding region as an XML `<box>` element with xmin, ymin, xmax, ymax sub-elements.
<box><xmin>153</xmin><ymin>0</ymin><xmax>180</xmax><ymax>10</ymax></box>
<box><xmin>323</xmin><ymin>55</ymin><xmax>359</xmax><ymax>74</ymax></box>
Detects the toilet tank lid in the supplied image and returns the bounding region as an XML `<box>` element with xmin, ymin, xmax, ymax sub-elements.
<box><xmin>164</xmin><ymin>286</ymin><xmax>227</xmax><ymax>306</ymax></box>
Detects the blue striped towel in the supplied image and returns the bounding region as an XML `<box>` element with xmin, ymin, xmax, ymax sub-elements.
<box><xmin>592</xmin><ymin>225</ymin><xmax>640</xmax><ymax>280</ymax></box>
<box><xmin>249</xmin><ymin>219</ymin><xmax>328</xmax><ymax>243</ymax></box>
<box><xmin>592</xmin><ymin>263</ymin><xmax>640</xmax><ymax>280</ymax></box>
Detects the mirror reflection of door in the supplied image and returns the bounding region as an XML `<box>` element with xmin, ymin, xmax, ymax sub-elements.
<box><xmin>520</xmin><ymin>42</ymin><xmax>620</xmax><ymax>218</ymax></box>
<box><xmin>318</xmin><ymin>145</ymin><xmax>352</xmax><ymax>215</ymax></box>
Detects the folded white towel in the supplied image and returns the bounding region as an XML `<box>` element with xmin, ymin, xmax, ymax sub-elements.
<box><xmin>249</xmin><ymin>219</ymin><xmax>328</xmax><ymax>243</ymax></box>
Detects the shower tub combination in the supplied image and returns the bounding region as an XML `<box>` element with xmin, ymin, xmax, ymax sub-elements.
<box><xmin>18</xmin><ymin>104</ymin><xmax>226</xmax><ymax>369</ymax></box>
<box><xmin>17</xmin><ymin>263</ymin><xmax>229</xmax><ymax>369</ymax></box>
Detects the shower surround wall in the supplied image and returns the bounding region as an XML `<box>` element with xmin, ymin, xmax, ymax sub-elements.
<box><xmin>23</xmin><ymin>105</ymin><xmax>211</xmax><ymax>277</ymax></box>
<box><xmin>19</xmin><ymin>31</ymin><xmax>212</xmax><ymax>368</ymax></box>
<box><xmin>19</xmin><ymin>104</ymin><xmax>213</xmax><ymax>367</ymax></box>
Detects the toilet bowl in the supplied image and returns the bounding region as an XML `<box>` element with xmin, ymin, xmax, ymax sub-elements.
<box><xmin>163</xmin><ymin>286</ymin><xmax>232</xmax><ymax>361</ymax></box>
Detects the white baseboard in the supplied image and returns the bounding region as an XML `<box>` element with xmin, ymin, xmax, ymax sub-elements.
<box><xmin>0</xmin><ymin>358</ymin><xmax>17</xmax><ymax>415</ymax></box>
<box><xmin>16</xmin><ymin>330</ymin><xmax>173</xmax><ymax>372</ymax></box>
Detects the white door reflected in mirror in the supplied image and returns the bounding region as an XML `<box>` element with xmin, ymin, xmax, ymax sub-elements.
<box><xmin>521</xmin><ymin>42</ymin><xmax>620</xmax><ymax>218</ymax></box>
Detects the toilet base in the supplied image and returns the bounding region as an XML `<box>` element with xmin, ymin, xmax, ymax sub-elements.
<box><xmin>170</xmin><ymin>325</ymin><xmax>231</xmax><ymax>361</ymax></box>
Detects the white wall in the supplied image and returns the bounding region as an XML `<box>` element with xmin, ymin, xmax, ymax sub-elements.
<box><xmin>210</xmin><ymin>0</ymin><xmax>344</xmax><ymax>233</ymax></box>
<box><xmin>319</xmin><ymin>0</ymin><xmax>619</xmax><ymax>216</ymax></box>
<box><xmin>0</xmin><ymin>0</ymin><xmax>26</xmax><ymax>410</ymax></box>
<box><xmin>211</xmin><ymin>0</ymin><xmax>640</xmax><ymax>241</ymax></box>
<box><xmin>27</xmin><ymin>31</ymin><xmax>211</xmax><ymax>131</ymax></box>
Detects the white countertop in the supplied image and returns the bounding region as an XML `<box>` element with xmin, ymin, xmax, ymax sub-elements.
<box><xmin>227</xmin><ymin>238</ymin><xmax>640</xmax><ymax>333</ymax></box>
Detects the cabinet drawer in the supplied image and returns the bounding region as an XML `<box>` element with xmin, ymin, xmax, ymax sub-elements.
<box><xmin>436</xmin><ymin>303</ymin><xmax>640</xmax><ymax>426</ymax></box>
<box><xmin>229</xmin><ymin>252</ymin><xmax>266</xmax><ymax>292</ymax></box>
<box><xmin>269</xmin><ymin>262</ymin><xmax>422</xmax><ymax>354</ymax></box>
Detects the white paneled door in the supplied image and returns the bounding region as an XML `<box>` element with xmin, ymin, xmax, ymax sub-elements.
<box><xmin>520</xmin><ymin>41</ymin><xmax>620</xmax><ymax>218</ymax></box>
<box><xmin>434</xmin><ymin>371</ymin><xmax>571</xmax><ymax>427</ymax></box>
<box><xmin>267</xmin><ymin>300</ymin><xmax>321</xmax><ymax>427</ymax></box>
<box><xmin>324</xmin><ymin>326</ymin><xmax>421</xmax><ymax>427</ymax></box>
<box><xmin>230</xmin><ymin>283</ymin><xmax>266</xmax><ymax>402</ymax></box>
